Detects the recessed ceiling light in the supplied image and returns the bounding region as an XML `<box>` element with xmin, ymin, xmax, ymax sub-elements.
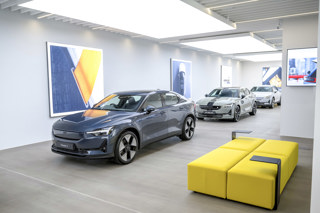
<box><xmin>181</xmin><ymin>35</ymin><xmax>276</xmax><ymax>54</ymax></box>
<box><xmin>20</xmin><ymin>0</ymin><xmax>235</xmax><ymax>39</ymax></box>
<box><xmin>235</xmin><ymin>52</ymin><xmax>282</xmax><ymax>62</ymax></box>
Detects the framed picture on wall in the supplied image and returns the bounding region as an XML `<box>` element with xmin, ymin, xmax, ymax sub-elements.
<box><xmin>287</xmin><ymin>47</ymin><xmax>317</xmax><ymax>86</ymax></box>
<box><xmin>221</xmin><ymin>65</ymin><xmax>232</xmax><ymax>87</ymax></box>
<box><xmin>262</xmin><ymin>66</ymin><xmax>282</xmax><ymax>89</ymax></box>
<box><xmin>47</xmin><ymin>42</ymin><xmax>104</xmax><ymax>117</ymax></box>
<box><xmin>170</xmin><ymin>59</ymin><xmax>192</xmax><ymax>98</ymax></box>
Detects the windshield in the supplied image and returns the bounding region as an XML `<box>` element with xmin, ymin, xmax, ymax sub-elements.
<box><xmin>251</xmin><ymin>87</ymin><xmax>272</xmax><ymax>92</ymax></box>
<box><xmin>208</xmin><ymin>88</ymin><xmax>239</xmax><ymax>98</ymax></box>
<box><xmin>93</xmin><ymin>94</ymin><xmax>146</xmax><ymax>111</ymax></box>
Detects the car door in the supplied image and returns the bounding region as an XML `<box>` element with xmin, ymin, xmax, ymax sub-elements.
<box><xmin>163</xmin><ymin>92</ymin><xmax>186</xmax><ymax>136</ymax></box>
<box><xmin>135</xmin><ymin>93</ymin><xmax>168</xmax><ymax>145</ymax></box>
<box><xmin>273</xmin><ymin>86</ymin><xmax>281</xmax><ymax>103</ymax></box>
<box><xmin>240</xmin><ymin>88</ymin><xmax>252</xmax><ymax>113</ymax></box>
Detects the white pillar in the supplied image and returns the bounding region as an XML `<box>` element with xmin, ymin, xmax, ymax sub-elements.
<box><xmin>310</xmin><ymin>1</ymin><xmax>320</xmax><ymax>212</ymax></box>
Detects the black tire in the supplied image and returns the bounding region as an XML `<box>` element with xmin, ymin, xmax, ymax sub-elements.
<box><xmin>114</xmin><ymin>131</ymin><xmax>138</xmax><ymax>165</ymax></box>
<box><xmin>180</xmin><ymin>116</ymin><xmax>195</xmax><ymax>140</ymax></box>
<box><xmin>197</xmin><ymin>117</ymin><xmax>204</xmax><ymax>120</ymax></box>
<box><xmin>233</xmin><ymin>105</ymin><xmax>241</xmax><ymax>122</ymax></box>
<box><xmin>278</xmin><ymin>98</ymin><xmax>281</xmax><ymax>106</ymax></box>
<box><xmin>249</xmin><ymin>102</ymin><xmax>257</xmax><ymax>115</ymax></box>
<box><xmin>270</xmin><ymin>98</ymin><xmax>275</xmax><ymax>109</ymax></box>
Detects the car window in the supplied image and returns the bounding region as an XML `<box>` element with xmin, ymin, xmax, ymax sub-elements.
<box><xmin>143</xmin><ymin>93</ymin><xmax>163</xmax><ymax>109</ymax></box>
<box><xmin>240</xmin><ymin>89</ymin><xmax>245</xmax><ymax>97</ymax></box>
<box><xmin>94</xmin><ymin>95</ymin><xmax>145</xmax><ymax>111</ymax></box>
<box><xmin>252</xmin><ymin>87</ymin><xmax>272</xmax><ymax>92</ymax></box>
<box><xmin>244</xmin><ymin>89</ymin><xmax>250</xmax><ymax>96</ymax></box>
<box><xmin>164</xmin><ymin>93</ymin><xmax>179</xmax><ymax>106</ymax></box>
<box><xmin>273</xmin><ymin>86</ymin><xmax>278</xmax><ymax>92</ymax></box>
<box><xmin>209</xmin><ymin>88</ymin><xmax>239</xmax><ymax>98</ymax></box>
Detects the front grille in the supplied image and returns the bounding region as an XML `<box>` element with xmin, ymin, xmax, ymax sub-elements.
<box><xmin>200</xmin><ymin>105</ymin><xmax>221</xmax><ymax>110</ymax></box>
<box><xmin>53</xmin><ymin>129</ymin><xmax>82</xmax><ymax>140</ymax></box>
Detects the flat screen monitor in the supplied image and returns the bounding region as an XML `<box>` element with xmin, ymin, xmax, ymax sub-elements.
<box><xmin>287</xmin><ymin>47</ymin><xmax>317</xmax><ymax>86</ymax></box>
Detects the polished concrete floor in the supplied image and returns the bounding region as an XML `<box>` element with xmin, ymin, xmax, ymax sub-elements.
<box><xmin>0</xmin><ymin>106</ymin><xmax>313</xmax><ymax>213</ymax></box>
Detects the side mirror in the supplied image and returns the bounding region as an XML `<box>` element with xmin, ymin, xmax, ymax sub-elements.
<box><xmin>241</xmin><ymin>95</ymin><xmax>245</xmax><ymax>99</ymax></box>
<box><xmin>205</xmin><ymin>94</ymin><xmax>209</xmax><ymax>97</ymax></box>
<box><xmin>145</xmin><ymin>105</ymin><xmax>155</xmax><ymax>114</ymax></box>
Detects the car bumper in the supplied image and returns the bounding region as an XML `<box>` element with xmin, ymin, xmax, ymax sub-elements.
<box><xmin>256</xmin><ymin>99</ymin><xmax>272</xmax><ymax>106</ymax></box>
<box><xmin>196</xmin><ymin>106</ymin><xmax>234</xmax><ymax>119</ymax></box>
<box><xmin>51</xmin><ymin>132</ymin><xmax>116</xmax><ymax>159</ymax></box>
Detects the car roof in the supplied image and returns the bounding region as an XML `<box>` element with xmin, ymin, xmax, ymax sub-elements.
<box><xmin>214</xmin><ymin>87</ymin><xmax>242</xmax><ymax>90</ymax></box>
<box><xmin>114</xmin><ymin>90</ymin><xmax>170</xmax><ymax>96</ymax></box>
<box><xmin>252</xmin><ymin>85</ymin><xmax>273</xmax><ymax>87</ymax></box>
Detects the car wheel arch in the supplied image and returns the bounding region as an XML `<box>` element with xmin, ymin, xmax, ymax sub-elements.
<box><xmin>235</xmin><ymin>104</ymin><xmax>241</xmax><ymax>113</ymax></box>
<box><xmin>186</xmin><ymin>113</ymin><xmax>196</xmax><ymax>122</ymax></box>
<box><xmin>116</xmin><ymin>127</ymin><xmax>141</xmax><ymax>150</ymax></box>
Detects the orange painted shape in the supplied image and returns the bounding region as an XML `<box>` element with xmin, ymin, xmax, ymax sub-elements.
<box><xmin>95</xmin><ymin>94</ymin><xmax>117</xmax><ymax>107</ymax></box>
<box><xmin>73</xmin><ymin>49</ymin><xmax>102</xmax><ymax>104</ymax></box>
<box><xmin>83</xmin><ymin>109</ymin><xmax>109</xmax><ymax>118</ymax></box>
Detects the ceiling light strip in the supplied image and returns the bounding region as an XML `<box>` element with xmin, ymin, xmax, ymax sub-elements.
<box><xmin>37</xmin><ymin>13</ymin><xmax>53</xmax><ymax>19</ymax></box>
<box><xmin>264</xmin><ymin>37</ymin><xmax>282</xmax><ymax>41</ymax></box>
<box><xmin>208</xmin><ymin>0</ymin><xmax>259</xmax><ymax>9</ymax></box>
<box><xmin>181</xmin><ymin>34</ymin><xmax>276</xmax><ymax>55</ymax></box>
<box><xmin>92</xmin><ymin>26</ymin><xmax>106</xmax><ymax>30</ymax></box>
<box><xmin>252</xmin><ymin>28</ymin><xmax>282</xmax><ymax>33</ymax></box>
<box><xmin>236</xmin><ymin>11</ymin><xmax>318</xmax><ymax>24</ymax></box>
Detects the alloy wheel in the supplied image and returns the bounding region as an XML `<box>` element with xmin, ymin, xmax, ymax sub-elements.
<box><xmin>233</xmin><ymin>106</ymin><xmax>240</xmax><ymax>122</ymax></box>
<box><xmin>118</xmin><ymin>132</ymin><xmax>137</xmax><ymax>163</ymax></box>
<box><xmin>185</xmin><ymin>117</ymin><xmax>195</xmax><ymax>139</ymax></box>
<box><xmin>250</xmin><ymin>102</ymin><xmax>257</xmax><ymax>115</ymax></box>
<box><xmin>271</xmin><ymin>98</ymin><xmax>275</xmax><ymax>108</ymax></box>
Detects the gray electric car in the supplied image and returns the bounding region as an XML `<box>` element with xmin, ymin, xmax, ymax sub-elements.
<box><xmin>52</xmin><ymin>90</ymin><xmax>196</xmax><ymax>164</ymax></box>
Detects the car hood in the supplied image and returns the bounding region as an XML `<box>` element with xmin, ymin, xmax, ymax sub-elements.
<box><xmin>53</xmin><ymin>109</ymin><xmax>134</xmax><ymax>132</ymax></box>
<box><xmin>252</xmin><ymin>92</ymin><xmax>273</xmax><ymax>98</ymax></box>
<box><xmin>197</xmin><ymin>97</ymin><xmax>239</xmax><ymax>106</ymax></box>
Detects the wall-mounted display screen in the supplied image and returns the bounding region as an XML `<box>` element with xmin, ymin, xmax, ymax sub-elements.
<box><xmin>287</xmin><ymin>47</ymin><xmax>317</xmax><ymax>86</ymax></box>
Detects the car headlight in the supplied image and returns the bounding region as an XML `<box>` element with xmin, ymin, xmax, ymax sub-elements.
<box><xmin>222</xmin><ymin>103</ymin><xmax>233</xmax><ymax>109</ymax></box>
<box><xmin>86</xmin><ymin>127</ymin><xmax>114</xmax><ymax>136</ymax></box>
<box><xmin>265</xmin><ymin>95</ymin><xmax>271</xmax><ymax>99</ymax></box>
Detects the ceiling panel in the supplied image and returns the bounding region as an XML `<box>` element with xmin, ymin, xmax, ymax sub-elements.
<box><xmin>0</xmin><ymin>0</ymin><xmax>318</xmax><ymax>55</ymax></box>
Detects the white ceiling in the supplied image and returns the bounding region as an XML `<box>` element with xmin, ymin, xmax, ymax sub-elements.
<box><xmin>0</xmin><ymin>0</ymin><xmax>319</xmax><ymax>55</ymax></box>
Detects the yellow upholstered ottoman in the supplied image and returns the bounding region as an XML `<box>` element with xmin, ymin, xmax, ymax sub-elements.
<box><xmin>254</xmin><ymin>140</ymin><xmax>299</xmax><ymax>177</ymax></box>
<box><xmin>227</xmin><ymin>153</ymin><xmax>286</xmax><ymax>209</ymax></box>
<box><xmin>188</xmin><ymin>148</ymin><xmax>248</xmax><ymax>198</ymax></box>
<box><xmin>220</xmin><ymin>137</ymin><xmax>265</xmax><ymax>152</ymax></box>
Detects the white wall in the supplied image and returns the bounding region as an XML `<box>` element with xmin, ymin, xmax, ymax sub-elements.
<box><xmin>0</xmin><ymin>10</ymin><xmax>240</xmax><ymax>150</ymax></box>
<box><xmin>280</xmin><ymin>15</ymin><xmax>318</xmax><ymax>138</ymax></box>
<box><xmin>240</xmin><ymin>61</ymin><xmax>282</xmax><ymax>89</ymax></box>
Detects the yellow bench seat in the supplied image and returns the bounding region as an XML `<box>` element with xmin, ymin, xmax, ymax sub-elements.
<box><xmin>188</xmin><ymin>137</ymin><xmax>299</xmax><ymax>210</ymax></box>
<box><xmin>188</xmin><ymin>148</ymin><xmax>248</xmax><ymax>198</ymax></box>
<box><xmin>220</xmin><ymin>137</ymin><xmax>265</xmax><ymax>152</ymax></box>
<box><xmin>227</xmin><ymin>152</ymin><xmax>289</xmax><ymax>209</ymax></box>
